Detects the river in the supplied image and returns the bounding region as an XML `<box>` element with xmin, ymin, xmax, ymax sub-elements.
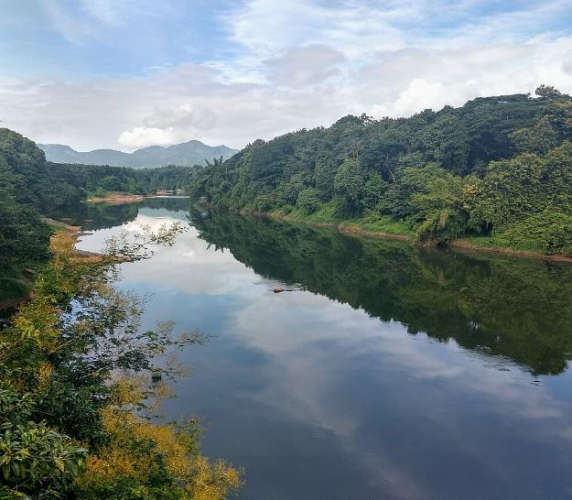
<box><xmin>72</xmin><ymin>197</ymin><xmax>572</xmax><ymax>500</ymax></box>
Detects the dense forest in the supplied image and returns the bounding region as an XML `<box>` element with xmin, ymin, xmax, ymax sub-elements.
<box><xmin>190</xmin><ymin>86</ymin><xmax>572</xmax><ymax>256</ymax></box>
<box><xmin>49</xmin><ymin>162</ymin><xmax>191</xmax><ymax>200</ymax></box>
<box><xmin>0</xmin><ymin>129</ymin><xmax>57</xmax><ymax>274</ymax></box>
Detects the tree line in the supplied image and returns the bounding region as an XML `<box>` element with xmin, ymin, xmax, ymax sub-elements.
<box><xmin>189</xmin><ymin>86</ymin><xmax>572</xmax><ymax>256</ymax></box>
<box><xmin>49</xmin><ymin>162</ymin><xmax>192</xmax><ymax>201</ymax></box>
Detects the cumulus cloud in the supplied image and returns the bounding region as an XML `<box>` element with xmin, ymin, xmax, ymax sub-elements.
<box><xmin>143</xmin><ymin>103</ymin><xmax>218</xmax><ymax>131</ymax></box>
<box><xmin>264</xmin><ymin>44</ymin><xmax>346</xmax><ymax>86</ymax></box>
<box><xmin>1</xmin><ymin>0</ymin><xmax>572</xmax><ymax>150</ymax></box>
<box><xmin>118</xmin><ymin>127</ymin><xmax>181</xmax><ymax>150</ymax></box>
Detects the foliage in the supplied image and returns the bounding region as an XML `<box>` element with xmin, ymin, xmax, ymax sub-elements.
<box><xmin>48</xmin><ymin>162</ymin><xmax>193</xmax><ymax>202</ymax></box>
<box><xmin>492</xmin><ymin>210</ymin><xmax>572</xmax><ymax>255</ymax></box>
<box><xmin>0</xmin><ymin>128</ymin><xmax>193</xmax><ymax>307</ymax></box>
<box><xmin>334</xmin><ymin>158</ymin><xmax>364</xmax><ymax>216</ymax></box>
<box><xmin>189</xmin><ymin>89</ymin><xmax>572</xmax><ymax>255</ymax></box>
<box><xmin>75</xmin><ymin>381</ymin><xmax>240</xmax><ymax>499</ymax></box>
<box><xmin>0</xmin><ymin>222</ymin><xmax>240</xmax><ymax>498</ymax></box>
<box><xmin>296</xmin><ymin>188</ymin><xmax>322</xmax><ymax>214</ymax></box>
<box><xmin>0</xmin><ymin>394</ymin><xmax>87</xmax><ymax>498</ymax></box>
<box><xmin>0</xmin><ymin>134</ymin><xmax>52</xmax><ymax>272</ymax></box>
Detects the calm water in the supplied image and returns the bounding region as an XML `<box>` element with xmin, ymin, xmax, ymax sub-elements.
<box><xmin>74</xmin><ymin>198</ymin><xmax>572</xmax><ymax>500</ymax></box>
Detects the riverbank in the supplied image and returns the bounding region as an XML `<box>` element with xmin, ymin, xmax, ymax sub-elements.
<box><xmin>1</xmin><ymin>212</ymin><xmax>241</xmax><ymax>499</ymax></box>
<box><xmin>264</xmin><ymin>212</ymin><xmax>414</xmax><ymax>242</ymax></box>
<box><xmin>255</xmin><ymin>210</ymin><xmax>572</xmax><ymax>263</ymax></box>
<box><xmin>87</xmin><ymin>193</ymin><xmax>163</xmax><ymax>204</ymax></box>
<box><xmin>0</xmin><ymin>220</ymin><xmax>103</xmax><ymax>314</ymax></box>
<box><xmin>47</xmin><ymin>219</ymin><xmax>105</xmax><ymax>264</ymax></box>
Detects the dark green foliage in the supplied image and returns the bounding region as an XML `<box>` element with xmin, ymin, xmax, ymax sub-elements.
<box><xmin>499</xmin><ymin>210</ymin><xmax>572</xmax><ymax>255</ymax></box>
<box><xmin>48</xmin><ymin>162</ymin><xmax>193</xmax><ymax>199</ymax></box>
<box><xmin>468</xmin><ymin>142</ymin><xmax>572</xmax><ymax>231</ymax></box>
<box><xmin>0</xmin><ymin>195</ymin><xmax>51</xmax><ymax>268</ymax></box>
<box><xmin>334</xmin><ymin>158</ymin><xmax>364</xmax><ymax>216</ymax></box>
<box><xmin>190</xmin><ymin>90</ymin><xmax>572</xmax><ymax>253</ymax></box>
<box><xmin>0</xmin><ymin>388</ymin><xmax>88</xmax><ymax>497</ymax></box>
<box><xmin>0</xmin><ymin>130</ymin><xmax>53</xmax><ymax>272</ymax></box>
<box><xmin>0</xmin><ymin>128</ymin><xmax>85</xmax><ymax>212</ymax></box>
<box><xmin>296</xmin><ymin>188</ymin><xmax>321</xmax><ymax>214</ymax></box>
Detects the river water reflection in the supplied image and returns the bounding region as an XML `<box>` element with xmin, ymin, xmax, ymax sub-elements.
<box><xmin>75</xmin><ymin>198</ymin><xmax>572</xmax><ymax>500</ymax></box>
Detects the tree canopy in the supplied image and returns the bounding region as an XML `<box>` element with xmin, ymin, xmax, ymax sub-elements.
<box><xmin>190</xmin><ymin>89</ymin><xmax>572</xmax><ymax>254</ymax></box>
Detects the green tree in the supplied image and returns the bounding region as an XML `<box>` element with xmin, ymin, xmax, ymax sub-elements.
<box><xmin>334</xmin><ymin>158</ymin><xmax>364</xmax><ymax>216</ymax></box>
<box><xmin>297</xmin><ymin>188</ymin><xmax>321</xmax><ymax>214</ymax></box>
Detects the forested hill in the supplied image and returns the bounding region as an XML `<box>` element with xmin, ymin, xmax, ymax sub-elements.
<box><xmin>0</xmin><ymin>128</ymin><xmax>191</xmax><ymax>273</ymax></box>
<box><xmin>190</xmin><ymin>86</ymin><xmax>572</xmax><ymax>256</ymax></box>
<box><xmin>40</xmin><ymin>140</ymin><xmax>237</xmax><ymax>168</ymax></box>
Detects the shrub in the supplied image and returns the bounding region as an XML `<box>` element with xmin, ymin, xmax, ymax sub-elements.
<box><xmin>296</xmin><ymin>188</ymin><xmax>321</xmax><ymax>215</ymax></box>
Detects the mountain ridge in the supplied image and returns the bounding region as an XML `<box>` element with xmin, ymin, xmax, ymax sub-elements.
<box><xmin>39</xmin><ymin>140</ymin><xmax>237</xmax><ymax>168</ymax></box>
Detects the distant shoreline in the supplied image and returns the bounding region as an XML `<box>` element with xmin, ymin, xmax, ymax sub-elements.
<box><xmin>87</xmin><ymin>193</ymin><xmax>188</xmax><ymax>204</ymax></box>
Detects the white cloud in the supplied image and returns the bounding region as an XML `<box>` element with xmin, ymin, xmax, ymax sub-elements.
<box><xmin>264</xmin><ymin>44</ymin><xmax>346</xmax><ymax>86</ymax></box>
<box><xmin>118</xmin><ymin>127</ymin><xmax>180</xmax><ymax>150</ymax></box>
<box><xmin>2</xmin><ymin>1</ymin><xmax>572</xmax><ymax>150</ymax></box>
<box><xmin>392</xmin><ymin>79</ymin><xmax>449</xmax><ymax>116</ymax></box>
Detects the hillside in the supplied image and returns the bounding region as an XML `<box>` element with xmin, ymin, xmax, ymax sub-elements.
<box><xmin>40</xmin><ymin>140</ymin><xmax>237</xmax><ymax>168</ymax></box>
<box><xmin>190</xmin><ymin>86</ymin><xmax>572</xmax><ymax>257</ymax></box>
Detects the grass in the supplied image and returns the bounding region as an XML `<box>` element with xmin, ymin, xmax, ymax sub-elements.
<box><xmin>342</xmin><ymin>213</ymin><xmax>416</xmax><ymax>237</ymax></box>
<box><xmin>461</xmin><ymin>234</ymin><xmax>557</xmax><ymax>254</ymax></box>
<box><xmin>270</xmin><ymin>203</ymin><xmax>416</xmax><ymax>238</ymax></box>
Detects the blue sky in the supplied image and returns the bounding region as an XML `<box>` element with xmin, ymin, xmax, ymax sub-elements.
<box><xmin>1</xmin><ymin>0</ymin><xmax>572</xmax><ymax>150</ymax></box>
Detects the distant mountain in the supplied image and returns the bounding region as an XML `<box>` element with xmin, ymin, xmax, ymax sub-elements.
<box><xmin>39</xmin><ymin>140</ymin><xmax>237</xmax><ymax>168</ymax></box>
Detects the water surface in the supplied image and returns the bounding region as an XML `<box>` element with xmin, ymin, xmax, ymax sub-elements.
<box><xmin>75</xmin><ymin>198</ymin><xmax>572</xmax><ymax>500</ymax></box>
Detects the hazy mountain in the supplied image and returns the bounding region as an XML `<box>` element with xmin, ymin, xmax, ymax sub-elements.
<box><xmin>39</xmin><ymin>140</ymin><xmax>237</xmax><ymax>168</ymax></box>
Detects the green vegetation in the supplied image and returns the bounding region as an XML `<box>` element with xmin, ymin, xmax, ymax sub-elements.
<box><xmin>0</xmin><ymin>128</ymin><xmax>192</xmax><ymax>306</ymax></box>
<box><xmin>0</xmin><ymin>130</ymin><xmax>55</xmax><ymax>302</ymax></box>
<box><xmin>0</xmin><ymin>222</ymin><xmax>240</xmax><ymax>499</ymax></box>
<box><xmin>193</xmin><ymin>212</ymin><xmax>572</xmax><ymax>375</ymax></box>
<box><xmin>48</xmin><ymin>162</ymin><xmax>192</xmax><ymax>201</ymax></box>
<box><xmin>190</xmin><ymin>87</ymin><xmax>572</xmax><ymax>256</ymax></box>
<box><xmin>0</xmin><ymin>128</ymin><xmax>240</xmax><ymax>498</ymax></box>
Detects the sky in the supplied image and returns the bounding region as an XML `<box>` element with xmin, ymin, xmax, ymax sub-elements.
<box><xmin>1</xmin><ymin>0</ymin><xmax>572</xmax><ymax>152</ymax></box>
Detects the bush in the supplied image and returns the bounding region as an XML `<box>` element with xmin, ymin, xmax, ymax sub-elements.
<box><xmin>0</xmin><ymin>416</ymin><xmax>87</xmax><ymax>497</ymax></box>
<box><xmin>296</xmin><ymin>188</ymin><xmax>321</xmax><ymax>214</ymax></box>
<box><xmin>253</xmin><ymin>194</ymin><xmax>275</xmax><ymax>212</ymax></box>
<box><xmin>500</xmin><ymin>210</ymin><xmax>572</xmax><ymax>255</ymax></box>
